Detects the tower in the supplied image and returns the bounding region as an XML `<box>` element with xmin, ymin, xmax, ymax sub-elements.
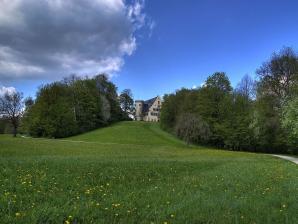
<box><xmin>135</xmin><ymin>100</ymin><xmax>144</xmax><ymax>121</ymax></box>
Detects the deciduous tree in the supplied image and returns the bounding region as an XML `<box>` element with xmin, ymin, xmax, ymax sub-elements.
<box><xmin>0</xmin><ymin>91</ymin><xmax>23</xmax><ymax>137</ymax></box>
<box><xmin>119</xmin><ymin>89</ymin><xmax>134</xmax><ymax>118</ymax></box>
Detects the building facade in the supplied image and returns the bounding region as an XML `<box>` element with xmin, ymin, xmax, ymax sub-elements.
<box><xmin>135</xmin><ymin>96</ymin><xmax>162</xmax><ymax>122</ymax></box>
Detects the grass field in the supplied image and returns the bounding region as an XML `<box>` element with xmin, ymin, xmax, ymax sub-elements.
<box><xmin>0</xmin><ymin>121</ymin><xmax>297</xmax><ymax>223</ymax></box>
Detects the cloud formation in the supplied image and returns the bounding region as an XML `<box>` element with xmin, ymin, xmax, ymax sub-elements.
<box><xmin>0</xmin><ymin>86</ymin><xmax>16</xmax><ymax>96</ymax></box>
<box><xmin>0</xmin><ymin>0</ymin><xmax>151</xmax><ymax>81</ymax></box>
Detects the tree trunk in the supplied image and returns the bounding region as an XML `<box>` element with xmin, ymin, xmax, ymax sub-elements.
<box><xmin>13</xmin><ymin>126</ymin><xmax>17</xmax><ymax>137</ymax></box>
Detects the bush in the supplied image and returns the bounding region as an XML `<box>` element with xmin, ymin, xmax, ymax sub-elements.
<box><xmin>175</xmin><ymin>113</ymin><xmax>211</xmax><ymax>145</ymax></box>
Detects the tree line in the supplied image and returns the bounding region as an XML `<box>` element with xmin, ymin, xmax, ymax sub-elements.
<box><xmin>0</xmin><ymin>74</ymin><xmax>134</xmax><ymax>138</ymax></box>
<box><xmin>160</xmin><ymin>47</ymin><xmax>298</xmax><ymax>154</ymax></box>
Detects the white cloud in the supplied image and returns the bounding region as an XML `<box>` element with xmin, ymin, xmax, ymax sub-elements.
<box><xmin>0</xmin><ymin>86</ymin><xmax>16</xmax><ymax>96</ymax></box>
<box><xmin>148</xmin><ymin>20</ymin><xmax>156</xmax><ymax>38</ymax></box>
<box><xmin>128</xmin><ymin>0</ymin><xmax>146</xmax><ymax>29</ymax></box>
<box><xmin>0</xmin><ymin>0</ymin><xmax>153</xmax><ymax>81</ymax></box>
<box><xmin>119</xmin><ymin>37</ymin><xmax>137</xmax><ymax>56</ymax></box>
<box><xmin>200</xmin><ymin>82</ymin><xmax>206</xmax><ymax>87</ymax></box>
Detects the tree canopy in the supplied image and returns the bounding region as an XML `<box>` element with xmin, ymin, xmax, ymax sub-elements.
<box><xmin>161</xmin><ymin>47</ymin><xmax>298</xmax><ymax>154</ymax></box>
<box><xmin>22</xmin><ymin>74</ymin><xmax>129</xmax><ymax>138</ymax></box>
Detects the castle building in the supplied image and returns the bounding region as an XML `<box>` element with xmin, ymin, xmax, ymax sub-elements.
<box><xmin>135</xmin><ymin>96</ymin><xmax>162</xmax><ymax>122</ymax></box>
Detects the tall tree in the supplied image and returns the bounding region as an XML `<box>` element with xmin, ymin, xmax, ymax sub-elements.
<box><xmin>226</xmin><ymin>75</ymin><xmax>255</xmax><ymax>150</ymax></box>
<box><xmin>253</xmin><ymin>47</ymin><xmax>298</xmax><ymax>152</ymax></box>
<box><xmin>160</xmin><ymin>93</ymin><xmax>177</xmax><ymax>131</ymax></box>
<box><xmin>95</xmin><ymin>74</ymin><xmax>123</xmax><ymax>121</ymax></box>
<box><xmin>0</xmin><ymin>91</ymin><xmax>23</xmax><ymax>137</ymax></box>
<box><xmin>282</xmin><ymin>96</ymin><xmax>298</xmax><ymax>153</ymax></box>
<box><xmin>205</xmin><ymin>72</ymin><xmax>233</xmax><ymax>93</ymax></box>
<box><xmin>257</xmin><ymin>47</ymin><xmax>298</xmax><ymax>102</ymax></box>
<box><xmin>27</xmin><ymin>82</ymin><xmax>78</xmax><ymax>138</ymax></box>
<box><xmin>236</xmin><ymin>74</ymin><xmax>255</xmax><ymax>99</ymax></box>
<box><xmin>197</xmin><ymin>72</ymin><xmax>233</xmax><ymax>147</ymax></box>
<box><xmin>119</xmin><ymin>89</ymin><xmax>134</xmax><ymax>118</ymax></box>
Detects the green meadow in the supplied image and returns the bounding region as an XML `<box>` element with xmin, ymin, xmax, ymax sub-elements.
<box><xmin>0</xmin><ymin>122</ymin><xmax>297</xmax><ymax>223</ymax></box>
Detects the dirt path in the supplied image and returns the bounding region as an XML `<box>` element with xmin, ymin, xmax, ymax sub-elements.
<box><xmin>273</xmin><ymin>155</ymin><xmax>298</xmax><ymax>165</ymax></box>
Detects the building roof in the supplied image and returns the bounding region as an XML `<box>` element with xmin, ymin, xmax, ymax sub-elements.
<box><xmin>142</xmin><ymin>97</ymin><xmax>158</xmax><ymax>113</ymax></box>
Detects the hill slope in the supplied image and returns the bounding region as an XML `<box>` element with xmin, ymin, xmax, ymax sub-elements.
<box><xmin>0</xmin><ymin>122</ymin><xmax>297</xmax><ymax>223</ymax></box>
<box><xmin>68</xmin><ymin>121</ymin><xmax>186</xmax><ymax>147</ymax></box>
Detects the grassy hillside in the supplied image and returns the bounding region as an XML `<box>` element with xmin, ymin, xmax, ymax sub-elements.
<box><xmin>68</xmin><ymin>121</ymin><xmax>186</xmax><ymax>147</ymax></box>
<box><xmin>0</xmin><ymin>122</ymin><xmax>297</xmax><ymax>223</ymax></box>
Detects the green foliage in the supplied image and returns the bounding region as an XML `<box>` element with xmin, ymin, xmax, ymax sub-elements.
<box><xmin>119</xmin><ymin>89</ymin><xmax>134</xmax><ymax>119</ymax></box>
<box><xmin>251</xmin><ymin>94</ymin><xmax>287</xmax><ymax>153</ymax></box>
<box><xmin>253</xmin><ymin>47</ymin><xmax>298</xmax><ymax>153</ymax></box>
<box><xmin>160</xmin><ymin>89</ymin><xmax>198</xmax><ymax>131</ymax></box>
<box><xmin>23</xmin><ymin>74</ymin><xmax>125</xmax><ymax>138</ymax></box>
<box><xmin>24</xmin><ymin>82</ymin><xmax>77</xmax><ymax>138</ymax></box>
<box><xmin>175</xmin><ymin>113</ymin><xmax>211</xmax><ymax>145</ymax></box>
<box><xmin>161</xmin><ymin>48</ymin><xmax>298</xmax><ymax>154</ymax></box>
<box><xmin>282</xmin><ymin>97</ymin><xmax>298</xmax><ymax>153</ymax></box>
<box><xmin>205</xmin><ymin>72</ymin><xmax>232</xmax><ymax>93</ymax></box>
<box><xmin>0</xmin><ymin>122</ymin><xmax>297</xmax><ymax>223</ymax></box>
<box><xmin>0</xmin><ymin>118</ymin><xmax>13</xmax><ymax>134</ymax></box>
<box><xmin>225</xmin><ymin>93</ymin><xmax>254</xmax><ymax>150</ymax></box>
<box><xmin>71</xmin><ymin>79</ymin><xmax>104</xmax><ymax>132</ymax></box>
<box><xmin>95</xmin><ymin>75</ymin><xmax>124</xmax><ymax>122</ymax></box>
<box><xmin>160</xmin><ymin>94</ymin><xmax>176</xmax><ymax>131</ymax></box>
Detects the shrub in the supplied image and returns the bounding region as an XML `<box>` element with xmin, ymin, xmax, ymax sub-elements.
<box><xmin>175</xmin><ymin>113</ymin><xmax>211</xmax><ymax>145</ymax></box>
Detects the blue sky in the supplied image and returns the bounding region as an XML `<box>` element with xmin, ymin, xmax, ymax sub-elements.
<box><xmin>115</xmin><ymin>0</ymin><xmax>298</xmax><ymax>100</ymax></box>
<box><xmin>1</xmin><ymin>0</ymin><xmax>298</xmax><ymax>100</ymax></box>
